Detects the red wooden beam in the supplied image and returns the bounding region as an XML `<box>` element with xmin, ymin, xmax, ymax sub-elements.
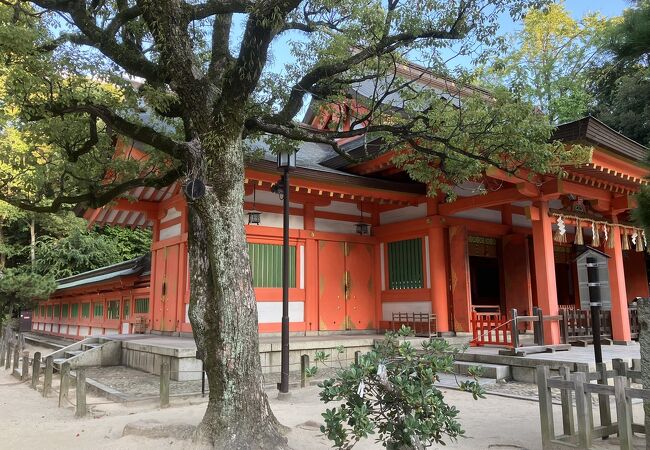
<box><xmin>439</xmin><ymin>188</ymin><xmax>525</xmax><ymax>215</ymax></box>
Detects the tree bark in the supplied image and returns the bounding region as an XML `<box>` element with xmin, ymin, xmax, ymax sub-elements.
<box><xmin>186</xmin><ymin>134</ymin><xmax>288</xmax><ymax>449</ymax></box>
<box><xmin>29</xmin><ymin>216</ymin><xmax>36</xmax><ymax>267</ymax></box>
<box><xmin>637</xmin><ymin>298</ymin><xmax>650</xmax><ymax>449</ymax></box>
<box><xmin>0</xmin><ymin>219</ymin><xmax>5</xmax><ymax>270</ymax></box>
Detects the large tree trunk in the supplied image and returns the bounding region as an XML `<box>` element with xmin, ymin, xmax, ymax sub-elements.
<box><xmin>186</xmin><ymin>135</ymin><xmax>288</xmax><ymax>449</ymax></box>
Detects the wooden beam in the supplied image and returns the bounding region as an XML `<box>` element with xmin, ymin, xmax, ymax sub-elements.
<box><xmin>611</xmin><ymin>195</ymin><xmax>637</xmax><ymax>213</ymax></box>
<box><xmin>439</xmin><ymin>188</ymin><xmax>524</xmax><ymax>215</ymax></box>
<box><xmin>111</xmin><ymin>198</ymin><xmax>159</xmax><ymax>218</ymax></box>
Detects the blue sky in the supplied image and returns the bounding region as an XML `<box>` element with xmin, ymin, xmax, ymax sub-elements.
<box><xmin>263</xmin><ymin>0</ymin><xmax>631</xmax><ymax>75</ymax></box>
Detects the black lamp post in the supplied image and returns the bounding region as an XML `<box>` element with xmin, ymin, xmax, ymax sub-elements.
<box><xmin>274</xmin><ymin>149</ymin><xmax>296</xmax><ymax>397</ymax></box>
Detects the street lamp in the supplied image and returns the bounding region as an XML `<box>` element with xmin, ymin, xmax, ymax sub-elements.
<box><xmin>355</xmin><ymin>202</ymin><xmax>371</xmax><ymax>236</ymax></box>
<box><xmin>275</xmin><ymin>149</ymin><xmax>296</xmax><ymax>398</ymax></box>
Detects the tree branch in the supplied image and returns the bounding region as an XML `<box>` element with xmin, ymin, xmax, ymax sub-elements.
<box><xmin>0</xmin><ymin>167</ymin><xmax>181</xmax><ymax>213</ymax></box>
<box><xmin>47</xmin><ymin>103</ymin><xmax>187</xmax><ymax>160</ymax></box>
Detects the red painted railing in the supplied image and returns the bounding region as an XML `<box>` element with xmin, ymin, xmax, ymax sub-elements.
<box><xmin>470</xmin><ymin>311</ymin><xmax>512</xmax><ymax>347</ymax></box>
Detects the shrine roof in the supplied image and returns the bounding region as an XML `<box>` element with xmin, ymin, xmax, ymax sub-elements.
<box><xmin>55</xmin><ymin>254</ymin><xmax>150</xmax><ymax>291</ymax></box>
<box><xmin>554</xmin><ymin>116</ymin><xmax>648</xmax><ymax>162</ymax></box>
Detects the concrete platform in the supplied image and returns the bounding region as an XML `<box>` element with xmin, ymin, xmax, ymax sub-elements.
<box><xmin>107</xmin><ymin>333</ymin><xmax>433</xmax><ymax>381</ymax></box>
<box><xmin>459</xmin><ymin>342</ymin><xmax>641</xmax><ymax>382</ymax></box>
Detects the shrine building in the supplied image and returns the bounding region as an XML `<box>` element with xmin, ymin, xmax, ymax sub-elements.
<box><xmin>31</xmin><ymin>69</ymin><xmax>650</xmax><ymax>346</ymax></box>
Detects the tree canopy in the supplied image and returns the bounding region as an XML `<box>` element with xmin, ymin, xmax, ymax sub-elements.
<box><xmin>0</xmin><ymin>0</ymin><xmax>591</xmax><ymax>446</ymax></box>
<box><xmin>485</xmin><ymin>2</ymin><xmax>610</xmax><ymax>124</ymax></box>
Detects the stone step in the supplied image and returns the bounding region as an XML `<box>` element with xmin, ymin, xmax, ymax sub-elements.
<box><xmin>81</xmin><ymin>343</ymin><xmax>102</xmax><ymax>351</ymax></box>
<box><xmin>64</xmin><ymin>350</ymin><xmax>83</xmax><ymax>359</ymax></box>
<box><xmin>454</xmin><ymin>361</ymin><xmax>510</xmax><ymax>381</ymax></box>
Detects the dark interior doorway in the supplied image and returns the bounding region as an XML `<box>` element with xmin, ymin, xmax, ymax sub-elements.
<box><xmin>469</xmin><ymin>256</ymin><xmax>502</xmax><ymax>308</ymax></box>
<box><xmin>555</xmin><ymin>262</ymin><xmax>576</xmax><ymax>306</ymax></box>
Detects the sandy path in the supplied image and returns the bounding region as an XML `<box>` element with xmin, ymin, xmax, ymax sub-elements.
<box><xmin>0</xmin><ymin>355</ymin><xmax>643</xmax><ymax>450</ymax></box>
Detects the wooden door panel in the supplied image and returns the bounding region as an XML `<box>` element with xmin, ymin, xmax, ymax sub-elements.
<box><xmin>152</xmin><ymin>248</ymin><xmax>167</xmax><ymax>331</ymax></box>
<box><xmin>345</xmin><ymin>243</ymin><xmax>375</xmax><ymax>330</ymax></box>
<box><xmin>162</xmin><ymin>244</ymin><xmax>180</xmax><ymax>331</ymax></box>
<box><xmin>318</xmin><ymin>241</ymin><xmax>346</xmax><ymax>330</ymax></box>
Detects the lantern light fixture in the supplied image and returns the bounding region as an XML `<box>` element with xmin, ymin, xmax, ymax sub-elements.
<box><xmin>277</xmin><ymin>150</ymin><xmax>297</xmax><ymax>170</ymax></box>
<box><xmin>355</xmin><ymin>202</ymin><xmax>371</xmax><ymax>236</ymax></box>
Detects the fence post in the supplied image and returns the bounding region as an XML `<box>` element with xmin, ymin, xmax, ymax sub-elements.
<box><xmin>560</xmin><ymin>308</ymin><xmax>569</xmax><ymax>344</ymax></box>
<box><xmin>535</xmin><ymin>307</ymin><xmax>545</xmax><ymax>346</ymax></box>
<box><xmin>300</xmin><ymin>354</ymin><xmax>309</xmax><ymax>388</ymax></box>
<box><xmin>42</xmin><ymin>356</ymin><xmax>53</xmax><ymax>397</ymax></box>
<box><xmin>59</xmin><ymin>362</ymin><xmax>70</xmax><ymax>407</ymax></box>
<box><xmin>614</xmin><ymin>376</ymin><xmax>633</xmax><ymax>450</ymax></box>
<box><xmin>4</xmin><ymin>342</ymin><xmax>11</xmax><ymax>370</ymax></box>
<box><xmin>511</xmin><ymin>309</ymin><xmax>519</xmax><ymax>348</ymax></box>
<box><xmin>0</xmin><ymin>330</ymin><xmax>5</xmax><ymax>368</ymax></box>
<box><xmin>31</xmin><ymin>352</ymin><xmax>41</xmax><ymax>389</ymax></box>
<box><xmin>559</xmin><ymin>366</ymin><xmax>575</xmax><ymax>437</ymax></box>
<box><xmin>595</xmin><ymin>362</ymin><xmax>612</xmax><ymax>438</ymax></box>
<box><xmin>21</xmin><ymin>351</ymin><xmax>29</xmax><ymax>381</ymax></box>
<box><xmin>160</xmin><ymin>361</ymin><xmax>170</xmax><ymax>408</ymax></box>
<box><xmin>75</xmin><ymin>368</ymin><xmax>87</xmax><ymax>418</ymax></box>
<box><xmin>572</xmin><ymin>371</ymin><xmax>591</xmax><ymax>449</ymax></box>
<box><xmin>354</xmin><ymin>351</ymin><xmax>361</xmax><ymax>365</ymax></box>
<box><xmin>536</xmin><ymin>366</ymin><xmax>554</xmax><ymax>448</ymax></box>
<box><xmin>12</xmin><ymin>344</ymin><xmax>19</xmax><ymax>374</ymax></box>
<box><xmin>612</xmin><ymin>358</ymin><xmax>628</xmax><ymax>381</ymax></box>
<box><xmin>631</xmin><ymin>358</ymin><xmax>641</xmax><ymax>384</ymax></box>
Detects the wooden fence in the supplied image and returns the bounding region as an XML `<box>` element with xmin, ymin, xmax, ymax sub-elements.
<box><xmin>537</xmin><ymin>359</ymin><xmax>647</xmax><ymax>450</ymax></box>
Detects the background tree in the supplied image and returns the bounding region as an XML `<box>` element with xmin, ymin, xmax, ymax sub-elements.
<box><xmin>485</xmin><ymin>2</ymin><xmax>609</xmax><ymax>124</ymax></box>
<box><xmin>590</xmin><ymin>0</ymin><xmax>650</xmax><ymax>146</ymax></box>
<box><xmin>0</xmin><ymin>1</ymin><xmax>588</xmax><ymax>447</ymax></box>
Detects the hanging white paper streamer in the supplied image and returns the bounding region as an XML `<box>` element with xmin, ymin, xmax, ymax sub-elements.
<box><xmin>603</xmin><ymin>224</ymin><xmax>609</xmax><ymax>243</ymax></box>
<box><xmin>632</xmin><ymin>230</ymin><xmax>638</xmax><ymax>245</ymax></box>
<box><xmin>377</xmin><ymin>363</ymin><xmax>387</xmax><ymax>383</ymax></box>
<box><xmin>357</xmin><ymin>380</ymin><xmax>366</xmax><ymax>398</ymax></box>
<box><xmin>644</xmin><ymin>230</ymin><xmax>648</xmax><ymax>248</ymax></box>
<box><xmin>557</xmin><ymin>216</ymin><xmax>566</xmax><ymax>235</ymax></box>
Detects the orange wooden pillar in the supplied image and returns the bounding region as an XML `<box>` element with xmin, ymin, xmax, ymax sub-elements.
<box><xmin>606</xmin><ymin>224</ymin><xmax>631</xmax><ymax>343</ymax></box>
<box><xmin>303</xmin><ymin>203</ymin><xmax>319</xmax><ymax>333</ymax></box>
<box><xmin>530</xmin><ymin>201</ymin><xmax>560</xmax><ymax>344</ymax></box>
<box><xmin>449</xmin><ymin>225</ymin><xmax>471</xmax><ymax>332</ymax></box>
<box><xmin>502</xmin><ymin>234</ymin><xmax>533</xmax><ymax>321</ymax></box>
<box><xmin>428</xmin><ymin>224</ymin><xmax>449</xmax><ymax>332</ymax></box>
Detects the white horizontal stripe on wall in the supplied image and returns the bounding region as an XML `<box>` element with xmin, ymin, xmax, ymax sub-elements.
<box><xmin>257</xmin><ymin>302</ymin><xmax>304</xmax><ymax>323</ymax></box>
<box><xmin>246</xmin><ymin>211</ymin><xmax>304</xmax><ymax>229</ymax></box>
<box><xmin>68</xmin><ymin>325</ymin><xmax>78</xmax><ymax>336</ymax></box>
<box><xmin>59</xmin><ymin>325</ymin><xmax>68</xmax><ymax>335</ymax></box>
<box><xmin>161</xmin><ymin>207</ymin><xmax>182</xmax><ymax>223</ymax></box>
<box><xmin>79</xmin><ymin>326</ymin><xmax>90</xmax><ymax>336</ymax></box>
<box><xmin>379</xmin><ymin>203</ymin><xmax>426</xmax><ymax>224</ymax></box>
<box><xmin>315</xmin><ymin>218</ymin><xmax>356</xmax><ymax>234</ymax></box>
<box><xmin>382</xmin><ymin>301</ymin><xmax>431</xmax><ymax>321</ymax></box>
<box><xmin>159</xmin><ymin>223</ymin><xmax>181</xmax><ymax>240</ymax></box>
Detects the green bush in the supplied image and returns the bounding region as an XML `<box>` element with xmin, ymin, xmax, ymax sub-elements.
<box><xmin>318</xmin><ymin>332</ymin><xmax>484</xmax><ymax>450</ymax></box>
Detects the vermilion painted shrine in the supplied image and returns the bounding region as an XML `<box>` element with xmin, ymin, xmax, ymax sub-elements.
<box><xmin>31</xmin><ymin>69</ymin><xmax>650</xmax><ymax>346</ymax></box>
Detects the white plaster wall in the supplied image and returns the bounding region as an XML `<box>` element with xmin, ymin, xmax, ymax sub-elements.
<box><xmin>452</xmin><ymin>207</ymin><xmax>502</xmax><ymax>223</ymax></box>
<box><xmin>68</xmin><ymin>325</ymin><xmax>78</xmax><ymax>336</ymax></box>
<box><xmin>380</xmin><ymin>203</ymin><xmax>427</xmax><ymax>225</ymax></box>
<box><xmin>122</xmin><ymin>323</ymin><xmax>130</xmax><ymax>334</ymax></box>
<box><xmin>315</xmin><ymin>201</ymin><xmax>366</xmax><ymax>216</ymax></box>
<box><xmin>185</xmin><ymin>304</ymin><xmax>190</xmax><ymax>323</ymax></box>
<box><xmin>513</xmin><ymin>213</ymin><xmax>532</xmax><ymax>228</ymax></box>
<box><xmin>257</xmin><ymin>302</ymin><xmax>304</xmax><ymax>323</ymax></box>
<box><xmin>105</xmin><ymin>329</ymin><xmax>119</xmax><ymax>335</ymax></box>
<box><xmin>46</xmin><ymin>323</ymin><xmax>52</xmax><ymax>332</ymax></box>
<box><xmin>159</xmin><ymin>223</ymin><xmax>181</xmax><ymax>240</ymax></box>
<box><xmin>160</xmin><ymin>207</ymin><xmax>182</xmax><ymax>223</ymax></box>
<box><xmin>245</xmin><ymin>190</ymin><xmax>301</xmax><ymax>209</ymax></box>
<box><xmin>247</xmin><ymin>211</ymin><xmax>304</xmax><ymax>229</ymax></box>
<box><xmin>315</xmin><ymin>218</ymin><xmax>356</xmax><ymax>234</ymax></box>
<box><xmin>90</xmin><ymin>327</ymin><xmax>103</xmax><ymax>336</ymax></box>
<box><xmin>59</xmin><ymin>325</ymin><xmax>68</xmax><ymax>335</ymax></box>
<box><xmin>79</xmin><ymin>326</ymin><xmax>90</xmax><ymax>336</ymax></box>
<box><xmin>382</xmin><ymin>301</ymin><xmax>431</xmax><ymax>321</ymax></box>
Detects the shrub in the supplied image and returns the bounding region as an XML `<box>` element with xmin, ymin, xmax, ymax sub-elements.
<box><xmin>318</xmin><ymin>331</ymin><xmax>484</xmax><ymax>450</ymax></box>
